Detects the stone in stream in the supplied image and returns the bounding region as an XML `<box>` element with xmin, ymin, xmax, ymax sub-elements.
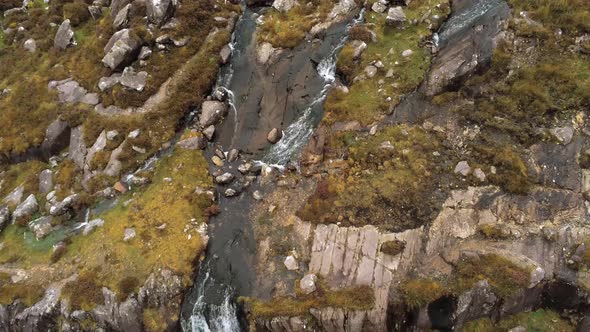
<box><xmin>220</xmin><ymin>44</ymin><xmax>232</xmax><ymax>64</ymax></box>
<box><xmin>252</xmin><ymin>190</ymin><xmax>263</xmax><ymax>201</ymax></box>
<box><xmin>49</xmin><ymin>194</ymin><xmax>79</xmax><ymax>216</ymax></box>
<box><xmin>215</xmin><ymin>173</ymin><xmax>235</xmax><ymax>185</ymax></box>
<box><xmin>224</xmin><ymin>188</ymin><xmax>238</xmax><ymax>197</ymax></box>
<box><xmin>83</xmin><ymin>218</ymin><xmax>105</xmax><ymax>235</ymax></box>
<box><xmin>238</xmin><ymin>162</ymin><xmax>252</xmax><ymax>174</ymax></box>
<box><xmin>211</xmin><ymin>156</ymin><xmax>224</xmax><ymax>167</ymax></box>
<box><xmin>227</xmin><ymin>149</ymin><xmax>239</xmax><ymax>162</ymax></box>
<box><xmin>177</xmin><ymin>135</ymin><xmax>207</xmax><ymax>150</ymax></box>
<box><xmin>267</xmin><ymin>128</ymin><xmax>282</xmax><ymax>144</ymax></box>
<box><xmin>203</xmin><ymin>125</ymin><xmax>216</xmax><ymax>140</ymax></box>
<box><xmin>199</xmin><ymin>101</ymin><xmax>227</xmax><ymax>127</ymax></box>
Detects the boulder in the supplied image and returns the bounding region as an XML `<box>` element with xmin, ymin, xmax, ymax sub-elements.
<box><xmin>227</xmin><ymin>149</ymin><xmax>239</xmax><ymax>162</ymax></box>
<box><xmin>39</xmin><ymin>169</ymin><xmax>53</xmax><ymax>194</ymax></box>
<box><xmin>386</xmin><ymin>7</ymin><xmax>406</xmax><ymax>28</ymax></box>
<box><xmin>113</xmin><ymin>3</ymin><xmax>131</xmax><ymax>29</ymax></box>
<box><xmin>23</xmin><ymin>38</ymin><xmax>36</xmax><ymax>53</ymax></box>
<box><xmin>102</xmin><ymin>29</ymin><xmax>142</xmax><ymax>70</ymax></box>
<box><xmin>28</xmin><ymin>216</ymin><xmax>54</xmax><ymax>240</ymax></box>
<box><xmin>41</xmin><ymin>119</ymin><xmax>71</xmax><ymax>159</ymax></box>
<box><xmin>12</xmin><ymin>194</ymin><xmax>39</xmax><ymax>224</ymax></box>
<box><xmin>256</xmin><ymin>42</ymin><xmax>282</xmax><ymax>65</ymax></box>
<box><xmin>119</xmin><ymin>66</ymin><xmax>148</xmax><ymax>91</ymax></box>
<box><xmin>272</xmin><ymin>0</ymin><xmax>296</xmax><ymax>12</ymax></box>
<box><xmin>267</xmin><ymin>128</ymin><xmax>282</xmax><ymax>144</ymax></box>
<box><xmin>49</xmin><ymin>194</ymin><xmax>79</xmax><ymax>216</ymax></box>
<box><xmin>146</xmin><ymin>0</ymin><xmax>174</xmax><ymax>26</ymax></box>
<box><xmin>54</xmin><ymin>19</ymin><xmax>75</xmax><ymax>50</ymax></box>
<box><xmin>3</xmin><ymin>185</ymin><xmax>24</xmax><ymax>206</ymax></box>
<box><xmin>199</xmin><ymin>101</ymin><xmax>227</xmax><ymax>127</ymax></box>
<box><xmin>98</xmin><ymin>74</ymin><xmax>122</xmax><ymax>91</ymax></box>
<box><xmin>300</xmin><ymin>274</ymin><xmax>317</xmax><ymax>294</ymax></box>
<box><xmin>203</xmin><ymin>125</ymin><xmax>215</xmax><ymax>140</ymax></box>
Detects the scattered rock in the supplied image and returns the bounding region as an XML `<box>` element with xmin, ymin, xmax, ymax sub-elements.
<box><xmin>146</xmin><ymin>0</ymin><xmax>175</xmax><ymax>26</ymax></box>
<box><xmin>139</xmin><ymin>46</ymin><xmax>152</xmax><ymax>60</ymax></box>
<box><xmin>402</xmin><ymin>49</ymin><xmax>413</xmax><ymax>57</ymax></box>
<box><xmin>227</xmin><ymin>149</ymin><xmax>239</xmax><ymax>162</ymax></box>
<box><xmin>23</xmin><ymin>38</ymin><xmax>36</xmax><ymax>53</ymax></box>
<box><xmin>177</xmin><ymin>135</ymin><xmax>207</xmax><ymax>150</ymax></box>
<box><xmin>114</xmin><ymin>181</ymin><xmax>128</xmax><ymax>193</ymax></box>
<box><xmin>106</xmin><ymin>130</ymin><xmax>119</xmax><ymax>140</ymax></box>
<box><xmin>113</xmin><ymin>3</ymin><xmax>131</xmax><ymax>29</ymax></box>
<box><xmin>300</xmin><ymin>274</ymin><xmax>317</xmax><ymax>294</ymax></box>
<box><xmin>257</xmin><ymin>42</ymin><xmax>282</xmax><ymax>65</ymax></box>
<box><xmin>128</xmin><ymin>129</ymin><xmax>141</xmax><ymax>138</ymax></box>
<box><xmin>454</xmin><ymin>161</ymin><xmax>471</xmax><ymax>176</ymax></box>
<box><xmin>49</xmin><ymin>194</ymin><xmax>79</xmax><ymax>216</ymax></box>
<box><xmin>371</xmin><ymin>0</ymin><xmax>387</xmax><ymax>13</ymax></box>
<box><xmin>215</xmin><ymin>172</ymin><xmax>235</xmax><ymax>185</ymax></box>
<box><xmin>267</xmin><ymin>128</ymin><xmax>282</xmax><ymax>144</ymax></box>
<box><xmin>211</xmin><ymin>156</ymin><xmax>224</xmax><ymax>167</ymax></box>
<box><xmin>386</xmin><ymin>7</ymin><xmax>406</xmax><ymax>28</ymax></box>
<box><xmin>473</xmin><ymin>168</ymin><xmax>486</xmax><ymax>182</ymax></box>
<box><xmin>132</xmin><ymin>145</ymin><xmax>146</xmax><ymax>154</ymax></box>
<box><xmin>3</xmin><ymin>185</ymin><xmax>24</xmax><ymax>206</ymax></box>
<box><xmin>120</xmin><ymin>66</ymin><xmax>148</xmax><ymax>91</ymax></box>
<box><xmin>102</xmin><ymin>29</ymin><xmax>142</xmax><ymax>70</ymax></box>
<box><xmin>284</xmin><ymin>255</ymin><xmax>299</xmax><ymax>270</ymax></box>
<box><xmin>54</xmin><ymin>19</ymin><xmax>75</xmax><ymax>50</ymax></box>
<box><xmin>123</xmin><ymin>228</ymin><xmax>136</xmax><ymax>241</ymax></box>
<box><xmin>28</xmin><ymin>216</ymin><xmax>54</xmax><ymax>240</ymax></box>
<box><xmin>220</xmin><ymin>44</ymin><xmax>232</xmax><ymax>64</ymax></box>
<box><xmin>238</xmin><ymin>162</ymin><xmax>252</xmax><ymax>174</ymax></box>
<box><xmin>364</xmin><ymin>65</ymin><xmax>378</xmax><ymax>78</ymax></box>
<box><xmin>350</xmin><ymin>40</ymin><xmax>367</xmax><ymax>60</ymax></box>
<box><xmin>98</xmin><ymin>74</ymin><xmax>122</xmax><ymax>91</ymax></box>
<box><xmin>12</xmin><ymin>194</ymin><xmax>38</xmax><ymax>224</ymax></box>
<box><xmin>224</xmin><ymin>188</ymin><xmax>238</xmax><ymax>197</ymax></box>
<box><xmin>252</xmin><ymin>190</ymin><xmax>263</xmax><ymax>201</ymax></box>
<box><xmin>199</xmin><ymin>101</ymin><xmax>227</xmax><ymax>127</ymax></box>
<box><xmin>549</xmin><ymin>126</ymin><xmax>574</xmax><ymax>145</ymax></box>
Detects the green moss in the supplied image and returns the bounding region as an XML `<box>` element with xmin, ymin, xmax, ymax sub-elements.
<box><xmin>380</xmin><ymin>240</ymin><xmax>405</xmax><ymax>256</ymax></box>
<box><xmin>242</xmin><ymin>280</ymin><xmax>374</xmax><ymax>319</ymax></box>
<box><xmin>478</xmin><ymin>224</ymin><xmax>512</xmax><ymax>240</ymax></box>
<box><xmin>455</xmin><ymin>254</ymin><xmax>531</xmax><ymax>299</ymax></box>
<box><xmin>398</xmin><ymin>278</ymin><xmax>448</xmax><ymax>309</ymax></box>
<box><xmin>461</xmin><ymin>309</ymin><xmax>575</xmax><ymax>332</ymax></box>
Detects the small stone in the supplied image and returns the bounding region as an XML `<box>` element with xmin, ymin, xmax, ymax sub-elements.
<box><xmin>238</xmin><ymin>162</ymin><xmax>252</xmax><ymax>174</ymax></box>
<box><xmin>128</xmin><ymin>129</ymin><xmax>140</xmax><ymax>138</ymax></box>
<box><xmin>123</xmin><ymin>228</ymin><xmax>136</xmax><ymax>241</ymax></box>
<box><xmin>203</xmin><ymin>125</ymin><xmax>216</xmax><ymax>140</ymax></box>
<box><xmin>224</xmin><ymin>188</ymin><xmax>237</xmax><ymax>197</ymax></box>
<box><xmin>211</xmin><ymin>155</ymin><xmax>224</xmax><ymax>167</ymax></box>
<box><xmin>386</xmin><ymin>68</ymin><xmax>394</xmax><ymax>77</ymax></box>
<box><xmin>473</xmin><ymin>168</ymin><xmax>486</xmax><ymax>182</ymax></box>
<box><xmin>132</xmin><ymin>145</ymin><xmax>146</xmax><ymax>154</ymax></box>
<box><xmin>252</xmin><ymin>190</ymin><xmax>263</xmax><ymax>201</ymax></box>
<box><xmin>364</xmin><ymin>65</ymin><xmax>378</xmax><ymax>78</ymax></box>
<box><xmin>138</xmin><ymin>46</ymin><xmax>152</xmax><ymax>60</ymax></box>
<box><xmin>549</xmin><ymin>126</ymin><xmax>574</xmax><ymax>145</ymax></box>
<box><xmin>300</xmin><ymin>274</ymin><xmax>317</xmax><ymax>294</ymax></box>
<box><xmin>402</xmin><ymin>49</ymin><xmax>414</xmax><ymax>57</ymax></box>
<box><xmin>215</xmin><ymin>172</ymin><xmax>235</xmax><ymax>185</ymax></box>
<box><xmin>371</xmin><ymin>1</ymin><xmax>387</xmax><ymax>13</ymax></box>
<box><xmin>284</xmin><ymin>255</ymin><xmax>299</xmax><ymax>270</ymax></box>
<box><xmin>454</xmin><ymin>161</ymin><xmax>471</xmax><ymax>176</ymax></box>
<box><xmin>106</xmin><ymin>130</ymin><xmax>119</xmax><ymax>140</ymax></box>
<box><xmin>228</xmin><ymin>149</ymin><xmax>239</xmax><ymax>162</ymax></box>
<box><xmin>369</xmin><ymin>125</ymin><xmax>378</xmax><ymax>135</ymax></box>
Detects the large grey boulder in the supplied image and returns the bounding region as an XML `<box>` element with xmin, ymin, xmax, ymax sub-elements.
<box><xmin>386</xmin><ymin>7</ymin><xmax>406</xmax><ymax>28</ymax></box>
<box><xmin>54</xmin><ymin>19</ymin><xmax>75</xmax><ymax>50</ymax></box>
<box><xmin>41</xmin><ymin>119</ymin><xmax>71</xmax><ymax>159</ymax></box>
<box><xmin>12</xmin><ymin>194</ymin><xmax>39</xmax><ymax>224</ymax></box>
<box><xmin>146</xmin><ymin>0</ymin><xmax>174</xmax><ymax>26</ymax></box>
<box><xmin>113</xmin><ymin>3</ymin><xmax>131</xmax><ymax>29</ymax></box>
<box><xmin>199</xmin><ymin>101</ymin><xmax>227</xmax><ymax>127</ymax></box>
<box><xmin>28</xmin><ymin>216</ymin><xmax>54</xmax><ymax>240</ymax></box>
<box><xmin>102</xmin><ymin>29</ymin><xmax>142</xmax><ymax>70</ymax></box>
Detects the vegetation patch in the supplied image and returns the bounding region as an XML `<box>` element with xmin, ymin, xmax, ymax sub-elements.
<box><xmin>241</xmin><ymin>279</ymin><xmax>374</xmax><ymax>319</ymax></box>
<box><xmin>257</xmin><ymin>0</ymin><xmax>335</xmax><ymax>49</ymax></box>
<box><xmin>380</xmin><ymin>239</ymin><xmax>405</xmax><ymax>256</ymax></box>
<box><xmin>398</xmin><ymin>278</ymin><xmax>448</xmax><ymax>309</ymax></box>
<box><xmin>461</xmin><ymin>309</ymin><xmax>575</xmax><ymax>332</ymax></box>
<box><xmin>455</xmin><ymin>254</ymin><xmax>531</xmax><ymax>299</ymax></box>
<box><xmin>299</xmin><ymin>125</ymin><xmax>452</xmax><ymax>232</ymax></box>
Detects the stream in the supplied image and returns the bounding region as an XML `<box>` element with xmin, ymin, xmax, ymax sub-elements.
<box><xmin>179</xmin><ymin>6</ymin><xmax>363</xmax><ymax>332</ymax></box>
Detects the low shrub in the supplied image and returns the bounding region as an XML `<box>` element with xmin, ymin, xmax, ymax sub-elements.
<box><xmin>398</xmin><ymin>278</ymin><xmax>448</xmax><ymax>309</ymax></box>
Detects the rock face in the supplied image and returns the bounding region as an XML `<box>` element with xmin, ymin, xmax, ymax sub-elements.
<box><xmin>146</xmin><ymin>0</ymin><xmax>175</xmax><ymax>26</ymax></box>
<box><xmin>102</xmin><ymin>29</ymin><xmax>142</xmax><ymax>70</ymax></box>
<box><xmin>54</xmin><ymin>19</ymin><xmax>75</xmax><ymax>50</ymax></box>
<box><xmin>422</xmin><ymin>0</ymin><xmax>510</xmax><ymax>96</ymax></box>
